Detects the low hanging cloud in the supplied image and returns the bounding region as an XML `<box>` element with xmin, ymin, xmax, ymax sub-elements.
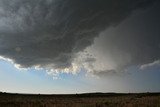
<box><xmin>77</xmin><ymin>1</ymin><xmax>160</xmax><ymax>75</ymax></box>
<box><xmin>0</xmin><ymin>0</ymin><xmax>158</xmax><ymax>75</ymax></box>
<box><xmin>140</xmin><ymin>60</ymin><xmax>160</xmax><ymax>70</ymax></box>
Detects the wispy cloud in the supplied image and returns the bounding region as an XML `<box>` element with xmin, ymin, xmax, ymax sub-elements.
<box><xmin>140</xmin><ymin>60</ymin><xmax>160</xmax><ymax>70</ymax></box>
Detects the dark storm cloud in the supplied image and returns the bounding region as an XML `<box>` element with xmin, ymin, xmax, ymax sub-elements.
<box><xmin>0</xmin><ymin>0</ymin><xmax>157</xmax><ymax>71</ymax></box>
<box><xmin>84</xmin><ymin>1</ymin><xmax>160</xmax><ymax>75</ymax></box>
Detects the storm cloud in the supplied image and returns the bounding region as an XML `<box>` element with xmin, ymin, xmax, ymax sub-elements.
<box><xmin>0</xmin><ymin>0</ymin><xmax>158</xmax><ymax>75</ymax></box>
<box><xmin>78</xmin><ymin>1</ymin><xmax>160</xmax><ymax>75</ymax></box>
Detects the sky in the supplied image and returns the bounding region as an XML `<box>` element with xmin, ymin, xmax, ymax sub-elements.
<box><xmin>0</xmin><ymin>0</ymin><xmax>160</xmax><ymax>94</ymax></box>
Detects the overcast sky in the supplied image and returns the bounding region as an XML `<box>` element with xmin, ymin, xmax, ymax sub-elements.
<box><xmin>0</xmin><ymin>0</ymin><xmax>160</xmax><ymax>94</ymax></box>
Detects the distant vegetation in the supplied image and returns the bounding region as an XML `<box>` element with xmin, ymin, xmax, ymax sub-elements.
<box><xmin>0</xmin><ymin>92</ymin><xmax>160</xmax><ymax>107</ymax></box>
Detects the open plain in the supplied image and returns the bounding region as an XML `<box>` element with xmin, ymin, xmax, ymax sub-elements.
<box><xmin>0</xmin><ymin>92</ymin><xmax>160</xmax><ymax>107</ymax></box>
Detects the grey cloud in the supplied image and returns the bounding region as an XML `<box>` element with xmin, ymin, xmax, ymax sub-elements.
<box><xmin>92</xmin><ymin>70</ymin><xmax>118</xmax><ymax>76</ymax></box>
<box><xmin>140</xmin><ymin>60</ymin><xmax>160</xmax><ymax>70</ymax></box>
<box><xmin>0</xmin><ymin>0</ymin><xmax>157</xmax><ymax>71</ymax></box>
<box><xmin>83</xmin><ymin>1</ymin><xmax>160</xmax><ymax>74</ymax></box>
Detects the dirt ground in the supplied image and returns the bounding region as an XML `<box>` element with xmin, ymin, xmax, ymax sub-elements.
<box><xmin>0</xmin><ymin>92</ymin><xmax>160</xmax><ymax>107</ymax></box>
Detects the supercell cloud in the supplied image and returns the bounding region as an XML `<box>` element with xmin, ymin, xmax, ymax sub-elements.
<box><xmin>0</xmin><ymin>0</ymin><xmax>159</xmax><ymax>75</ymax></box>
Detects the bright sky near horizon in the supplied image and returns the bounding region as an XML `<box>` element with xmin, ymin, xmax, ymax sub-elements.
<box><xmin>0</xmin><ymin>59</ymin><xmax>160</xmax><ymax>94</ymax></box>
<box><xmin>0</xmin><ymin>0</ymin><xmax>160</xmax><ymax>94</ymax></box>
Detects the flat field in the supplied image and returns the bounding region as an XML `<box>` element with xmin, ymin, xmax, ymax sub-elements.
<box><xmin>0</xmin><ymin>92</ymin><xmax>160</xmax><ymax>107</ymax></box>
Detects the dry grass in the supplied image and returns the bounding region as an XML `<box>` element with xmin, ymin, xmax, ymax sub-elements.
<box><xmin>0</xmin><ymin>92</ymin><xmax>160</xmax><ymax>107</ymax></box>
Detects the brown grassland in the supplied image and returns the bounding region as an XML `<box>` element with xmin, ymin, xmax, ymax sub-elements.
<box><xmin>0</xmin><ymin>92</ymin><xmax>160</xmax><ymax>107</ymax></box>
